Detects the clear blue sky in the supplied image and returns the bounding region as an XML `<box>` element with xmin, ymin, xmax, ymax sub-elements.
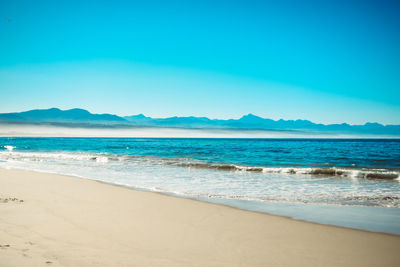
<box><xmin>0</xmin><ymin>0</ymin><xmax>399</xmax><ymax>124</ymax></box>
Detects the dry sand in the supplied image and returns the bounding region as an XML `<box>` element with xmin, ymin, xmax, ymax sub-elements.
<box><xmin>1</xmin><ymin>168</ymin><xmax>399</xmax><ymax>267</ymax></box>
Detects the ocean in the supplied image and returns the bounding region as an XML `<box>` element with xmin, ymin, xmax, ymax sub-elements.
<box><xmin>1</xmin><ymin>137</ymin><xmax>399</xmax><ymax>234</ymax></box>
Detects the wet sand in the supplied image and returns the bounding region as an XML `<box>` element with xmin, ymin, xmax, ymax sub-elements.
<box><xmin>1</xmin><ymin>168</ymin><xmax>399</xmax><ymax>267</ymax></box>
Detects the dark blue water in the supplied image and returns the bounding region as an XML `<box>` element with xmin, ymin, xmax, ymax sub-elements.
<box><xmin>1</xmin><ymin>137</ymin><xmax>399</xmax><ymax>170</ymax></box>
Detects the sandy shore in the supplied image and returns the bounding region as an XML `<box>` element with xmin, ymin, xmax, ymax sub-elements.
<box><xmin>1</xmin><ymin>169</ymin><xmax>399</xmax><ymax>267</ymax></box>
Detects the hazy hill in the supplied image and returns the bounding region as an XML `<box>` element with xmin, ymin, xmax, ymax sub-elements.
<box><xmin>0</xmin><ymin>108</ymin><xmax>399</xmax><ymax>135</ymax></box>
<box><xmin>0</xmin><ymin>108</ymin><xmax>126</xmax><ymax>124</ymax></box>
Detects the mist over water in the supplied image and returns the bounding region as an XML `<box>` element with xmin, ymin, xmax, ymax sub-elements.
<box><xmin>1</xmin><ymin>123</ymin><xmax>398</xmax><ymax>138</ymax></box>
<box><xmin>1</xmin><ymin>137</ymin><xmax>399</xmax><ymax>234</ymax></box>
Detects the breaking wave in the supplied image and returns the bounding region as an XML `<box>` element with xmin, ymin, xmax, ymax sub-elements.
<box><xmin>2</xmin><ymin>145</ymin><xmax>16</xmax><ymax>152</ymax></box>
<box><xmin>0</xmin><ymin>150</ymin><xmax>398</xmax><ymax>180</ymax></box>
<box><xmin>174</xmin><ymin>162</ymin><xmax>399</xmax><ymax>180</ymax></box>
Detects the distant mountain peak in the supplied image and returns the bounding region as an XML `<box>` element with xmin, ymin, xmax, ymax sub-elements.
<box><xmin>68</xmin><ymin>108</ymin><xmax>90</xmax><ymax>112</ymax></box>
<box><xmin>124</xmin><ymin>114</ymin><xmax>150</xmax><ymax>121</ymax></box>
<box><xmin>135</xmin><ymin>114</ymin><xmax>147</xmax><ymax>118</ymax></box>
<box><xmin>239</xmin><ymin>113</ymin><xmax>263</xmax><ymax>120</ymax></box>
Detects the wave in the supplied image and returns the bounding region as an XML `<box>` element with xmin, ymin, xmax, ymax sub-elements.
<box><xmin>2</xmin><ymin>145</ymin><xmax>16</xmax><ymax>152</ymax></box>
<box><xmin>173</xmin><ymin>162</ymin><xmax>399</xmax><ymax>180</ymax></box>
<box><xmin>0</xmin><ymin>150</ymin><xmax>398</xmax><ymax>180</ymax></box>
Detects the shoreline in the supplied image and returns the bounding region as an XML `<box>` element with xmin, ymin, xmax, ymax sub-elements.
<box><xmin>1</xmin><ymin>168</ymin><xmax>400</xmax><ymax>266</ymax></box>
<box><xmin>2</xmin><ymin>166</ymin><xmax>400</xmax><ymax>235</ymax></box>
<box><xmin>97</xmin><ymin>178</ymin><xmax>400</xmax><ymax>236</ymax></box>
<box><xmin>2</xmin><ymin>166</ymin><xmax>400</xmax><ymax>234</ymax></box>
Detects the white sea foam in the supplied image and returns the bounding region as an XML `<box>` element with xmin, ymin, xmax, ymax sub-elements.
<box><xmin>95</xmin><ymin>156</ymin><xmax>109</xmax><ymax>163</ymax></box>
<box><xmin>3</xmin><ymin>145</ymin><xmax>16</xmax><ymax>151</ymax></box>
<box><xmin>0</xmin><ymin>150</ymin><xmax>399</xmax><ymax>211</ymax></box>
<box><xmin>0</xmin><ymin>150</ymin><xmax>398</xmax><ymax>180</ymax></box>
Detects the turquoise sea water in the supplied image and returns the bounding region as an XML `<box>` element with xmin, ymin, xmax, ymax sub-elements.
<box><xmin>1</xmin><ymin>137</ymin><xmax>399</xmax><ymax>234</ymax></box>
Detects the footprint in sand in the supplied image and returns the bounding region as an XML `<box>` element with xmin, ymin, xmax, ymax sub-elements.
<box><xmin>0</xmin><ymin>197</ymin><xmax>24</xmax><ymax>203</ymax></box>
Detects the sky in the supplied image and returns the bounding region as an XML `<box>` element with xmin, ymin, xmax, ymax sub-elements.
<box><xmin>0</xmin><ymin>0</ymin><xmax>399</xmax><ymax>125</ymax></box>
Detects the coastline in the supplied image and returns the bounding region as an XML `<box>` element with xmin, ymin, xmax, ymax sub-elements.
<box><xmin>1</xmin><ymin>168</ymin><xmax>400</xmax><ymax>266</ymax></box>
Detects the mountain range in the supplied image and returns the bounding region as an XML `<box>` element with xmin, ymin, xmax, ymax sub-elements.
<box><xmin>0</xmin><ymin>108</ymin><xmax>399</xmax><ymax>135</ymax></box>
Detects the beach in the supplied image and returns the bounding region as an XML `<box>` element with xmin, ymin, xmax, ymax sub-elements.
<box><xmin>1</xmin><ymin>168</ymin><xmax>399</xmax><ymax>267</ymax></box>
